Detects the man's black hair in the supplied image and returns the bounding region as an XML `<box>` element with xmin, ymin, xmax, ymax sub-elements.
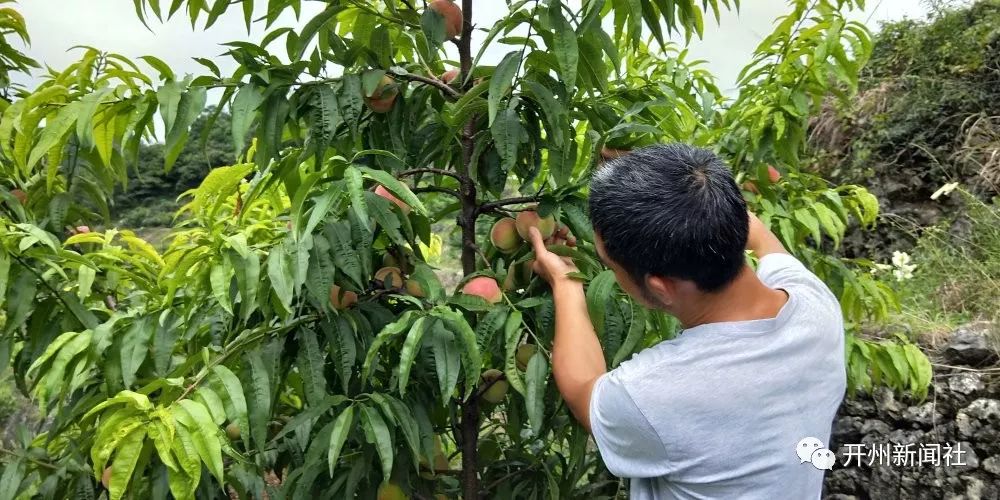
<box><xmin>589</xmin><ymin>143</ymin><xmax>749</xmax><ymax>293</ymax></box>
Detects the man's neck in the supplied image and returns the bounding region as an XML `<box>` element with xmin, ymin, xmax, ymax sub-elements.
<box><xmin>676</xmin><ymin>266</ymin><xmax>788</xmax><ymax>329</ymax></box>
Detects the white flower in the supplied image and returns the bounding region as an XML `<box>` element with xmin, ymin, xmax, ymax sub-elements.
<box><xmin>893</xmin><ymin>266</ymin><xmax>915</xmax><ymax>281</ymax></box>
<box><xmin>930</xmin><ymin>182</ymin><xmax>960</xmax><ymax>200</ymax></box>
<box><xmin>891</xmin><ymin>251</ymin><xmax>911</xmax><ymax>267</ymax></box>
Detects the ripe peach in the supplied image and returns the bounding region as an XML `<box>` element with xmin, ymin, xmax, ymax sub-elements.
<box><xmin>405</xmin><ymin>279</ymin><xmax>425</xmax><ymax>298</ymax></box>
<box><xmin>375</xmin><ymin>266</ymin><xmax>404</xmax><ymax>289</ymax></box>
<box><xmin>74</xmin><ymin>225</ymin><xmax>91</xmax><ymax>234</ymax></box>
<box><xmin>428</xmin><ymin>0</ymin><xmax>463</xmax><ymax>39</ymax></box>
<box><xmin>374</xmin><ymin>184</ymin><xmax>411</xmax><ymax>214</ymax></box>
<box><xmin>515</xmin><ymin>210</ymin><xmax>556</xmax><ymax>240</ymax></box>
<box><xmin>101</xmin><ymin>467</ymin><xmax>112</xmax><ymax>489</ymax></box>
<box><xmin>329</xmin><ymin>285</ymin><xmax>358</xmax><ymax>310</ymax></box>
<box><xmin>460</xmin><ymin>276</ymin><xmax>502</xmax><ymax>304</ymax></box>
<box><xmin>767</xmin><ymin>165</ymin><xmax>781</xmax><ymax>183</ymax></box>
<box><xmin>10</xmin><ymin>189</ymin><xmax>26</xmax><ymax>205</ymax></box>
<box><xmin>440</xmin><ymin>69</ymin><xmax>459</xmax><ymax>85</ymax></box>
<box><xmin>490</xmin><ymin>217</ymin><xmax>522</xmax><ymax>253</ymax></box>
<box><xmin>366</xmin><ymin>75</ymin><xmax>398</xmax><ymax>113</ymax></box>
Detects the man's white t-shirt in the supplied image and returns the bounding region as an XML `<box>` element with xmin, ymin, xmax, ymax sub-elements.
<box><xmin>589</xmin><ymin>254</ymin><xmax>846</xmax><ymax>499</ymax></box>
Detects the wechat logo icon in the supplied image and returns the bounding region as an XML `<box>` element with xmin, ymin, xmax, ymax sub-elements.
<box><xmin>796</xmin><ymin>437</ymin><xmax>835</xmax><ymax>470</ymax></box>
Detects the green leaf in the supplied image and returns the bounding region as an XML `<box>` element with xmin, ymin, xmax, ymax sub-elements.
<box><xmin>327</xmin><ymin>405</ymin><xmax>355</xmax><ymax>476</ymax></box>
<box><xmin>211</xmin><ymin>365</ymin><xmax>249</xmax><ymax>445</ymax></box>
<box><xmin>491</xmin><ymin>107</ymin><xmax>522</xmax><ymax>173</ymax></box>
<box><xmin>488</xmin><ymin>51</ymin><xmax>521</xmax><ymax>125</ymax></box>
<box><xmin>585</xmin><ymin>270</ymin><xmax>617</xmax><ymax>338</ymax></box>
<box><xmin>432</xmin><ymin>307</ymin><xmax>482</xmax><ymax>399</ymax></box>
<box><xmin>612</xmin><ymin>302</ymin><xmax>646</xmax><ymax>367</ymax></box>
<box><xmin>525</xmin><ymin>352</ymin><xmax>549</xmax><ymax>436</ymax></box>
<box><xmin>164</xmin><ymin>87</ymin><xmax>207</xmax><ymax>171</ymax></box>
<box><xmin>209</xmin><ymin>263</ymin><xmax>234</xmax><ymax>315</ymax></box>
<box><xmin>360</xmin><ymin>404</ymin><xmax>393</xmax><ymax>482</ymax></box>
<box><xmin>26</xmin><ymin>102</ymin><xmax>77</xmax><ymax>170</ymax></box>
<box><xmin>324</xmin><ymin>316</ymin><xmax>357</xmax><ymax>394</ymax></box>
<box><xmin>75</xmin><ymin>88</ymin><xmax>113</xmax><ymax>149</ymax></box>
<box><xmin>503</xmin><ymin>310</ymin><xmax>526</xmax><ymax>396</ymax></box>
<box><xmin>358</xmin><ymin>166</ymin><xmax>428</xmax><ymax>215</ymax></box>
<box><xmin>174</xmin><ymin>399</ymin><xmax>225</xmax><ymax>484</ymax></box>
<box><xmin>380</xmin><ymin>395</ymin><xmax>422</xmax><ymax>470</ymax></box>
<box><xmin>429</xmin><ymin>320</ymin><xmax>460</xmax><ymax>402</ymax></box>
<box><xmin>244</xmin><ymin>351</ymin><xmax>272</xmax><ymax>451</ymax></box>
<box><xmin>548</xmin><ymin>3</ymin><xmax>578</xmax><ymax>92</ymax></box>
<box><xmin>108</xmin><ymin>426</ymin><xmax>146</xmax><ymax>500</ymax></box>
<box><xmin>230</xmin><ymin>83</ymin><xmax>265</xmax><ymax>156</ymax></box>
<box><xmin>397</xmin><ymin>316</ymin><xmax>429</xmax><ymax>396</ymax></box>
<box><xmin>344</xmin><ymin>166</ymin><xmax>370</xmax><ymax>233</ymax></box>
<box><xmin>140</xmin><ymin>55</ymin><xmax>175</xmax><ymax>81</ymax></box>
<box><xmin>169</xmin><ymin>423</ymin><xmax>201</xmax><ymax>500</ymax></box>
<box><xmin>267</xmin><ymin>242</ymin><xmax>295</xmax><ymax>312</ymax></box>
<box><xmin>194</xmin><ymin>386</ymin><xmax>227</xmax><ymax>425</ymax></box>
<box><xmin>361</xmin><ymin>310</ymin><xmax>416</xmax><ymax>383</ymax></box>
<box><xmin>324</xmin><ymin>221</ymin><xmax>364</xmax><ymax>289</ymax></box>
<box><xmin>120</xmin><ymin>316</ymin><xmax>154</xmax><ymax>388</ymax></box>
<box><xmin>297</xmin><ymin>329</ymin><xmax>328</xmax><ymax>407</ymax></box>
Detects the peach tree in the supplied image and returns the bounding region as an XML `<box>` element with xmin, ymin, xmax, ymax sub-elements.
<box><xmin>0</xmin><ymin>0</ymin><xmax>929</xmax><ymax>498</ymax></box>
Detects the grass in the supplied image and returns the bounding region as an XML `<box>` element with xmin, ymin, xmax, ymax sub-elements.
<box><xmin>884</xmin><ymin>189</ymin><xmax>1000</xmax><ymax>344</ymax></box>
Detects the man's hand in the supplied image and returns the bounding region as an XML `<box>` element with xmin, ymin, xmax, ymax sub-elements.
<box><xmin>527</xmin><ymin>226</ymin><xmax>579</xmax><ymax>287</ymax></box>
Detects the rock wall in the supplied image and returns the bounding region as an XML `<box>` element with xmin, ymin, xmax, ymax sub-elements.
<box><xmin>823</xmin><ymin>323</ymin><xmax>1000</xmax><ymax>499</ymax></box>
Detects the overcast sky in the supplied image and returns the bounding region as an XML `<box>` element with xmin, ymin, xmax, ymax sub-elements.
<box><xmin>14</xmin><ymin>0</ymin><xmax>930</xmax><ymax>96</ymax></box>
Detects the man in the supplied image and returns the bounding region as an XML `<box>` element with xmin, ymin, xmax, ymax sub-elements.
<box><xmin>527</xmin><ymin>144</ymin><xmax>846</xmax><ymax>499</ymax></box>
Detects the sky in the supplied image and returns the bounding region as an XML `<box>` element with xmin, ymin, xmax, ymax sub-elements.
<box><xmin>13</xmin><ymin>0</ymin><xmax>931</xmax><ymax>96</ymax></box>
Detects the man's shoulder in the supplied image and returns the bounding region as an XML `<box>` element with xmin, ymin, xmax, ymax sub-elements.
<box><xmin>607</xmin><ymin>339</ymin><xmax>693</xmax><ymax>386</ymax></box>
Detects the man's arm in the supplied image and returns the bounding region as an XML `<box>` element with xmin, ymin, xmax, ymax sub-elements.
<box><xmin>746</xmin><ymin>211</ymin><xmax>788</xmax><ymax>258</ymax></box>
<box><xmin>527</xmin><ymin>228</ymin><xmax>606</xmax><ymax>432</ymax></box>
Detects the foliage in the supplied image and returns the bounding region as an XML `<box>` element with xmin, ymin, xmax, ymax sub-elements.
<box><xmin>0</xmin><ymin>0</ymin><xmax>932</xmax><ymax>499</ymax></box>
<box><xmin>894</xmin><ymin>189</ymin><xmax>1000</xmax><ymax>326</ymax></box>
<box><xmin>809</xmin><ymin>0</ymin><xmax>1000</xmax><ymax>256</ymax></box>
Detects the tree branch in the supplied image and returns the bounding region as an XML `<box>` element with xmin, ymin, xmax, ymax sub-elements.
<box><xmin>395</xmin><ymin>73</ymin><xmax>461</xmax><ymax>100</ymax></box>
<box><xmin>412</xmin><ymin>186</ymin><xmax>461</xmax><ymax>198</ymax></box>
<box><xmin>397</xmin><ymin>168</ymin><xmax>461</xmax><ymax>180</ymax></box>
<box><xmin>477</xmin><ymin>195</ymin><xmax>542</xmax><ymax>213</ymax></box>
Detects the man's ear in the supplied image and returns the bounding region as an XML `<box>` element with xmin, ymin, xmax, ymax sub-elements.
<box><xmin>645</xmin><ymin>275</ymin><xmax>675</xmax><ymax>306</ymax></box>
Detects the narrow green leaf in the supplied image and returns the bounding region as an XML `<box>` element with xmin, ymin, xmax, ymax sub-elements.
<box><xmin>244</xmin><ymin>351</ymin><xmax>271</xmax><ymax>451</ymax></box>
<box><xmin>361</xmin><ymin>310</ymin><xmax>416</xmax><ymax>383</ymax></box>
<box><xmin>491</xmin><ymin>107</ymin><xmax>522</xmax><ymax>173</ymax></box>
<box><xmin>549</xmin><ymin>3</ymin><xmax>578</xmax><ymax>91</ymax></box>
<box><xmin>503</xmin><ymin>310</ymin><xmax>527</xmax><ymax>396</ymax></box>
<box><xmin>174</xmin><ymin>400</ymin><xmax>225</xmax><ymax>484</ymax></box>
<box><xmin>488</xmin><ymin>51</ymin><xmax>521</xmax><ymax>125</ymax></box>
<box><xmin>230</xmin><ymin>83</ymin><xmax>265</xmax><ymax>156</ymax></box>
<box><xmin>525</xmin><ymin>352</ymin><xmax>549</xmax><ymax>437</ymax></box>
<box><xmin>327</xmin><ymin>405</ymin><xmax>355</xmax><ymax>476</ymax></box>
<box><xmin>612</xmin><ymin>302</ymin><xmax>646</xmax><ymax>367</ymax></box>
<box><xmin>344</xmin><ymin>166</ymin><xmax>370</xmax><ymax>233</ymax></box>
<box><xmin>298</xmin><ymin>329</ymin><xmax>328</xmax><ymax>407</ymax></box>
<box><xmin>108</xmin><ymin>426</ymin><xmax>146</xmax><ymax>500</ymax></box>
<box><xmin>359</xmin><ymin>404</ymin><xmax>393</xmax><ymax>482</ymax></box>
<box><xmin>398</xmin><ymin>316</ymin><xmax>429</xmax><ymax>396</ymax></box>
<box><xmin>211</xmin><ymin>365</ymin><xmax>249</xmax><ymax>445</ymax></box>
<box><xmin>432</xmin><ymin>307</ymin><xmax>482</xmax><ymax>399</ymax></box>
<box><xmin>585</xmin><ymin>270</ymin><xmax>617</xmax><ymax>338</ymax></box>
